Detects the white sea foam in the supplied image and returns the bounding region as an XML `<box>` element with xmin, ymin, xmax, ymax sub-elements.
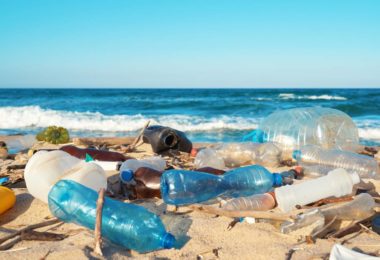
<box><xmin>0</xmin><ymin>106</ymin><xmax>258</xmax><ymax>132</ymax></box>
<box><xmin>278</xmin><ymin>93</ymin><xmax>347</xmax><ymax>100</ymax></box>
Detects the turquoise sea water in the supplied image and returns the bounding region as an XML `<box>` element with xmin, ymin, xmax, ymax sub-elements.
<box><xmin>0</xmin><ymin>88</ymin><xmax>379</xmax><ymax>145</ymax></box>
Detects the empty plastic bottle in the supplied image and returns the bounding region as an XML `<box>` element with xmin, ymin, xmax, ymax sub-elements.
<box><xmin>119</xmin><ymin>156</ymin><xmax>166</xmax><ymax>183</ymax></box>
<box><xmin>25</xmin><ymin>150</ymin><xmax>107</xmax><ymax>203</ymax></box>
<box><xmin>222</xmin><ymin>193</ymin><xmax>276</xmax><ymax>211</ymax></box>
<box><xmin>246</xmin><ymin>107</ymin><xmax>360</xmax><ymax>152</ymax></box>
<box><xmin>48</xmin><ymin>180</ymin><xmax>175</xmax><ymax>253</ymax></box>
<box><xmin>320</xmin><ymin>193</ymin><xmax>376</xmax><ymax>221</ymax></box>
<box><xmin>161</xmin><ymin>165</ymin><xmax>283</xmax><ymax>205</ymax></box>
<box><xmin>194</xmin><ymin>142</ymin><xmax>282</xmax><ymax>169</ymax></box>
<box><xmin>194</xmin><ymin>148</ymin><xmax>226</xmax><ymax>170</ymax></box>
<box><xmin>275</xmin><ymin>168</ymin><xmax>360</xmax><ymax>212</ymax></box>
<box><xmin>293</xmin><ymin>146</ymin><xmax>379</xmax><ymax>179</ymax></box>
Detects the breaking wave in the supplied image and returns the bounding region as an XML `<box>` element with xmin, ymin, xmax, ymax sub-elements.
<box><xmin>279</xmin><ymin>93</ymin><xmax>347</xmax><ymax>100</ymax></box>
<box><xmin>0</xmin><ymin>106</ymin><xmax>258</xmax><ymax>132</ymax></box>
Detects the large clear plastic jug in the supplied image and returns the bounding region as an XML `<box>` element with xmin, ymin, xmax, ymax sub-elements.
<box><xmin>248</xmin><ymin>107</ymin><xmax>360</xmax><ymax>152</ymax></box>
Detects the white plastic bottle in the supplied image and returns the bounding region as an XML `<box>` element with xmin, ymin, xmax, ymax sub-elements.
<box><xmin>25</xmin><ymin>150</ymin><xmax>107</xmax><ymax>203</ymax></box>
<box><xmin>119</xmin><ymin>156</ymin><xmax>166</xmax><ymax>183</ymax></box>
<box><xmin>275</xmin><ymin>168</ymin><xmax>360</xmax><ymax>212</ymax></box>
<box><xmin>293</xmin><ymin>146</ymin><xmax>379</xmax><ymax>179</ymax></box>
<box><xmin>249</xmin><ymin>107</ymin><xmax>360</xmax><ymax>152</ymax></box>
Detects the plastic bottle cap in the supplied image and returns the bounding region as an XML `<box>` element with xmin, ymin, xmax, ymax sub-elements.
<box><xmin>273</xmin><ymin>173</ymin><xmax>283</xmax><ymax>186</ymax></box>
<box><xmin>120</xmin><ymin>170</ymin><xmax>134</xmax><ymax>183</ymax></box>
<box><xmin>372</xmin><ymin>215</ymin><xmax>380</xmax><ymax>235</ymax></box>
<box><xmin>292</xmin><ymin>150</ymin><xmax>301</xmax><ymax>160</ymax></box>
<box><xmin>162</xmin><ymin>233</ymin><xmax>176</xmax><ymax>249</ymax></box>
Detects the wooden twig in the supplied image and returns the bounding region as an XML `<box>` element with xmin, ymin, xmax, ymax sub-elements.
<box><xmin>123</xmin><ymin>121</ymin><xmax>150</xmax><ymax>152</ymax></box>
<box><xmin>188</xmin><ymin>204</ymin><xmax>293</xmax><ymax>222</ymax></box>
<box><xmin>94</xmin><ymin>188</ymin><xmax>105</xmax><ymax>256</ymax></box>
<box><xmin>0</xmin><ymin>218</ymin><xmax>61</xmax><ymax>246</ymax></box>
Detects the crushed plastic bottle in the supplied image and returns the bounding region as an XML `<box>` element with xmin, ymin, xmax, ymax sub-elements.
<box><xmin>25</xmin><ymin>150</ymin><xmax>107</xmax><ymax>203</ymax></box>
<box><xmin>48</xmin><ymin>180</ymin><xmax>175</xmax><ymax>253</ymax></box>
<box><xmin>275</xmin><ymin>168</ymin><xmax>360</xmax><ymax>212</ymax></box>
<box><xmin>221</xmin><ymin>193</ymin><xmax>276</xmax><ymax>211</ymax></box>
<box><xmin>161</xmin><ymin>165</ymin><xmax>283</xmax><ymax>205</ymax></box>
<box><xmin>194</xmin><ymin>142</ymin><xmax>282</xmax><ymax>169</ymax></box>
<box><xmin>293</xmin><ymin>146</ymin><xmax>379</xmax><ymax>179</ymax></box>
<box><xmin>247</xmin><ymin>107</ymin><xmax>360</xmax><ymax>152</ymax></box>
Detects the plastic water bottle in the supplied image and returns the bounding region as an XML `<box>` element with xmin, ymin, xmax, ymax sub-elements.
<box><xmin>194</xmin><ymin>142</ymin><xmax>281</xmax><ymax>169</ymax></box>
<box><xmin>25</xmin><ymin>150</ymin><xmax>107</xmax><ymax>203</ymax></box>
<box><xmin>119</xmin><ymin>156</ymin><xmax>166</xmax><ymax>183</ymax></box>
<box><xmin>275</xmin><ymin>168</ymin><xmax>360</xmax><ymax>212</ymax></box>
<box><xmin>3</xmin><ymin>134</ymin><xmax>36</xmax><ymax>154</ymax></box>
<box><xmin>160</xmin><ymin>165</ymin><xmax>283</xmax><ymax>205</ymax></box>
<box><xmin>293</xmin><ymin>146</ymin><xmax>379</xmax><ymax>179</ymax></box>
<box><xmin>48</xmin><ymin>180</ymin><xmax>175</xmax><ymax>253</ymax></box>
<box><xmin>247</xmin><ymin>107</ymin><xmax>360</xmax><ymax>152</ymax></box>
<box><xmin>221</xmin><ymin>193</ymin><xmax>276</xmax><ymax>211</ymax></box>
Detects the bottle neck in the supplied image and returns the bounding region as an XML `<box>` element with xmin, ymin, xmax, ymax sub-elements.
<box><xmin>272</xmin><ymin>173</ymin><xmax>283</xmax><ymax>187</ymax></box>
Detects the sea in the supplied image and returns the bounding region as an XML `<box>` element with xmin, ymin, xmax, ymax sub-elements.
<box><xmin>0</xmin><ymin>88</ymin><xmax>379</xmax><ymax>146</ymax></box>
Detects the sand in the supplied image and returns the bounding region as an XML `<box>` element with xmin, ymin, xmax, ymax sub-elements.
<box><xmin>1</xmin><ymin>142</ymin><xmax>380</xmax><ymax>260</ymax></box>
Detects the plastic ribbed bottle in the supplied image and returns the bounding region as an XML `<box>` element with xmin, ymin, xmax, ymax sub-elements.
<box><xmin>221</xmin><ymin>193</ymin><xmax>276</xmax><ymax>211</ymax></box>
<box><xmin>247</xmin><ymin>107</ymin><xmax>360</xmax><ymax>152</ymax></box>
<box><xmin>293</xmin><ymin>146</ymin><xmax>379</xmax><ymax>179</ymax></box>
<box><xmin>48</xmin><ymin>180</ymin><xmax>175</xmax><ymax>253</ymax></box>
<box><xmin>161</xmin><ymin>165</ymin><xmax>283</xmax><ymax>205</ymax></box>
<box><xmin>275</xmin><ymin>168</ymin><xmax>360</xmax><ymax>212</ymax></box>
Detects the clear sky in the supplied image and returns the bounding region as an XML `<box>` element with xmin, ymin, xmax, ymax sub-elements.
<box><xmin>0</xmin><ymin>0</ymin><xmax>379</xmax><ymax>88</ymax></box>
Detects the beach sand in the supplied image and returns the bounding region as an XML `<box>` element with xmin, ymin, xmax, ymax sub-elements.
<box><xmin>0</xmin><ymin>141</ymin><xmax>380</xmax><ymax>260</ymax></box>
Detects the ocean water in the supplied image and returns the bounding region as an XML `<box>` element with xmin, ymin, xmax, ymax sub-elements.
<box><xmin>0</xmin><ymin>88</ymin><xmax>379</xmax><ymax>146</ymax></box>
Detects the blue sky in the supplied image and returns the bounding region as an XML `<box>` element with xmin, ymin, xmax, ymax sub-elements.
<box><xmin>0</xmin><ymin>0</ymin><xmax>379</xmax><ymax>88</ymax></box>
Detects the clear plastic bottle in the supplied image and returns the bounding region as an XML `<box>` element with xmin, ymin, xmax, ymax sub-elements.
<box><xmin>195</xmin><ymin>142</ymin><xmax>282</xmax><ymax>169</ymax></box>
<box><xmin>247</xmin><ymin>107</ymin><xmax>360</xmax><ymax>152</ymax></box>
<box><xmin>221</xmin><ymin>193</ymin><xmax>276</xmax><ymax>211</ymax></box>
<box><xmin>293</xmin><ymin>146</ymin><xmax>379</xmax><ymax>179</ymax></box>
<box><xmin>320</xmin><ymin>193</ymin><xmax>376</xmax><ymax>221</ymax></box>
<box><xmin>48</xmin><ymin>180</ymin><xmax>175</xmax><ymax>253</ymax></box>
<box><xmin>3</xmin><ymin>134</ymin><xmax>37</xmax><ymax>154</ymax></box>
<box><xmin>275</xmin><ymin>168</ymin><xmax>360</xmax><ymax>212</ymax></box>
<box><xmin>120</xmin><ymin>156</ymin><xmax>166</xmax><ymax>175</ymax></box>
<box><xmin>194</xmin><ymin>148</ymin><xmax>226</xmax><ymax>170</ymax></box>
<box><xmin>160</xmin><ymin>165</ymin><xmax>283</xmax><ymax>205</ymax></box>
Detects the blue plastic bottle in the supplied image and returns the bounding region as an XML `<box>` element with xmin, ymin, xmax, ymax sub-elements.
<box><xmin>160</xmin><ymin>165</ymin><xmax>283</xmax><ymax>205</ymax></box>
<box><xmin>48</xmin><ymin>180</ymin><xmax>175</xmax><ymax>253</ymax></box>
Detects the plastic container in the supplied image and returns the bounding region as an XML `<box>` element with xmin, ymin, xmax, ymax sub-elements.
<box><xmin>48</xmin><ymin>180</ymin><xmax>175</xmax><ymax>253</ymax></box>
<box><xmin>275</xmin><ymin>168</ymin><xmax>360</xmax><ymax>212</ymax></box>
<box><xmin>119</xmin><ymin>156</ymin><xmax>166</xmax><ymax>183</ymax></box>
<box><xmin>247</xmin><ymin>107</ymin><xmax>360</xmax><ymax>152</ymax></box>
<box><xmin>0</xmin><ymin>186</ymin><xmax>16</xmax><ymax>214</ymax></box>
<box><xmin>320</xmin><ymin>193</ymin><xmax>376</xmax><ymax>221</ymax></box>
<box><xmin>194</xmin><ymin>143</ymin><xmax>282</xmax><ymax>169</ymax></box>
<box><xmin>161</xmin><ymin>165</ymin><xmax>283</xmax><ymax>205</ymax></box>
<box><xmin>222</xmin><ymin>193</ymin><xmax>276</xmax><ymax>211</ymax></box>
<box><xmin>25</xmin><ymin>150</ymin><xmax>107</xmax><ymax>203</ymax></box>
<box><xmin>293</xmin><ymin>146</ymin><xmax>379</xmax><ymax>179</ymax></box>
